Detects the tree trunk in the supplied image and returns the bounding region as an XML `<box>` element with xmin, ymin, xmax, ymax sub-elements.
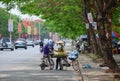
<box><xmin>97</xmin><ymin>11</ymin><xmax>119</xmax><ymax>70</ymax></box>
<box><xmin>82</xmin><ymin>0</ymin><xmax>120</xmax><ymax>71</ymax></box>
<box><xmin>89</xmin><ymin>24</ymin><xmax>99</xmax><ymax>54</ymax></box>
<box><xmin>82</xmin><ymin>0</ymin><xmax>99</xmax><ymax>54</ymax></box>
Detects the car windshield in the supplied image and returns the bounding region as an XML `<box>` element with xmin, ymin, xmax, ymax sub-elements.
<box><xmin>26</xmin><ymin>39</ymin><xmax>33</xmax><ymax>41</ymax></box>
<box><xmin>3</xmin><ymin>38</ymin><xmax>10</xmax><ymax>42</ymax></box>
<box><xmin>16</xmin><ymin>38</ymin><xmax>25</xmax><ymax>42</ymax></box>
<box><xmin>27</xmin><ymin>39</ymin><xmax>33</xmax><ymax>42</ymax></box>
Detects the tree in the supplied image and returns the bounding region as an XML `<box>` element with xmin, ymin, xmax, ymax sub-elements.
<box><xmin>2</xmin><ymin>0</ymin><xmax>120</xmax><ymax>72</ymax></box>
<box><xmin>20</xmin><ymin>0</ymin><xmax>86</xmax><ymax>39</ymax></box>
<box><xmin>0</xmin><ymin>7</ymin><xmax>24</xmax><ymax>39</ymax></box>
<box><xmin>81</xmin><ymin>0</ymin><xmax>120</xmax><ymax>72</ymax></box>
<box><xmin>0</xmin><ymin>8</ymin><xmax>9</xmax><ymax>37</ymax></box>
<box><xmin>112</xmin><ymin>3</ymin><xmax>120</xmax><ymax>34</ymax></box>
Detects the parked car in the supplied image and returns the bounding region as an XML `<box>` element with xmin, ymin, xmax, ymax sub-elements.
<box><xmin>14</xmin><ymin>38</ymin><xmax>27</xmax><ymax>49</ymax></box>
<box><xmin>0</xmin><ymin>37</ymin><xmax>14</xmax><ymax>51</ymax></box>
<box><xmin>26</xmin><ymin>39</ymin><xmax>34</xmax><ymax>47</ymax></box>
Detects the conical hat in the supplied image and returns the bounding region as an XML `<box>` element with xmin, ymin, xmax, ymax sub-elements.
<box><xmin>56</xmin><ymin>40</ymin><xmax>63</xmax><ymax>44</ymax></box>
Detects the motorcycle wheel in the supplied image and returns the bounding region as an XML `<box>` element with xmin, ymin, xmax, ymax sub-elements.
<box><xmin>40</xmin><ymin>63</ymin><xmax>45</xmax><ymax>70</ymax></box>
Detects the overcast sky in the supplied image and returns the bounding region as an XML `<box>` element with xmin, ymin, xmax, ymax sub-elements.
<box><xmin>0</xmin><ymin>2</ymin><xmax>40</xmax><ymax>20</ymax></box>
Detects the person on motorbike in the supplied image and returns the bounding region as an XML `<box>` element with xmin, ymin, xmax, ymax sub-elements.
<box><xmin>41</xmin><ymin>42</ymin><xmax>52</xmax><ymax>70</ymax></box>
<box><xmin>48</xmin><ymin>40</ymin><xmax>55</xmax><ymax>53</ymax></box>
<box><xmin>40</xmin><ymin>40</ymin><xmax>43</xmax><ymax>47</ymax></box>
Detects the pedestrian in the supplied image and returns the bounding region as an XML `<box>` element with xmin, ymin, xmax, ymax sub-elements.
<box><xmin>39</xmin><ymin>40</ymin><xmax>43</xmax><ymax>52</ymax></box>
<box><xmin>56</xmin><ymin>43</ymin><xmax>65</xmax><ymax>70</ymax></box>
<box><xmin>40</xmin><ymin>40</ymin><xmax>43</xmax><ymax>47</ymax></box>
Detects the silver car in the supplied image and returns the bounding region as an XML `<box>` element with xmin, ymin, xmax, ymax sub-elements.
<box><xmin>26</xmin><ymin>39</ymin><xmax>34</xmax><ymax>47</ymax></box>
<box><xmin>0</xmin><ymin>37</ymin><xmax>14</xmax><ymax>51</ymax></box>
<box><xmin>14</xmin><ymin>38</ymin><xmax>27</xmax><ymax>49</ymax></box>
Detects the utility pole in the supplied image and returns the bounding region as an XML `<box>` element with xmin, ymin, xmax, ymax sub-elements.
<box><xmin>18</xmin><ymin>0</ymin><xmax>21</xmax><ymax>39</ymax></box>
<box><xmin>9</xmin><ymin>4</ymin><xmax>12</xmax><ymax>42</ymax></box>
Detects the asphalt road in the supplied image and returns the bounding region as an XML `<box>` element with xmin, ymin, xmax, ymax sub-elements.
<box><xmin>0</xmin><ymin>45</ymin><xmax>79</xmax><ymax>81</ymax></box>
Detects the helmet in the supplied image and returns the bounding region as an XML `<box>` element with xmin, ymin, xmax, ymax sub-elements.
<box><xmin>45</xmin><ymin>41</ymin><xmax>49</xmax><ymax>45</ymax></box>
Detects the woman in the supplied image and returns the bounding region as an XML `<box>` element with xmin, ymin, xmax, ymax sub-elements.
<box><xmin>56</xmin><ymin>43</ymin><xmax>65</xmax><ymax>70</ymax></box>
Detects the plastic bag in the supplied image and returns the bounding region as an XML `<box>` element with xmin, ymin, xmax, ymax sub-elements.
<box><xmin>68</xmin><ymin>50</ymin><xmax>79</xmax><ymax>60</ymax></box>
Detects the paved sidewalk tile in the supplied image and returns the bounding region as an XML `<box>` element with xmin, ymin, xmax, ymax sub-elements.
<box><xmin>78</xmin><ymin>54</ymin><xmax>116</xmax><ymax>81</ymax></box>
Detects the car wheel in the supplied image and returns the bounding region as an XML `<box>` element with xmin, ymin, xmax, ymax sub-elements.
<box><xmin>32</xmin><ymin>45</ymin><xmax>34</xmax><ymax>47</ymax></box>
<box><xmin>15</xmin><ymin>47</ymin><xmax>17</xmax><ymax>49</ymax></box>
<box><xmin>11</xmin><ymin>48</ymin><xmax>14</xmax><ymax>51</ymax></box>
<box><xmin>0</xmin><ymin>49</ymin><xmax>3</xmax><ymax>51</ymax></box>
<box><xmin>25</xmin><ymin>47</ymin><xmax>27</xmax><ymax>49</ymax></box>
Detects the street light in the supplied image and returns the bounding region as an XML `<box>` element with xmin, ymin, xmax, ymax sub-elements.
<box><xmin>8</xmin><ymin>5</ymin><xmax>13</xmax><ymax>42</ymax></box>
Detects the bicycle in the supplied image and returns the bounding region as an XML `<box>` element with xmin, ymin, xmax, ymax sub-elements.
<box><xmin>39</xmin><ymin>55</ymin><xmax>54</xmax><ymax>70</ymax></box>
<box><xmin>70</xmin><ymin>58</ymin><xmax>80</xmax><ymax>71</ymax></box>
<box><xmin>61</xmin><ymin>50</ymin><xmax>80</xmax><ymax>71</ymax></box>
<box><xmin>61</xmin><ymin>56</ymin><xmax>80</xmax><ymax>71</ymax></box>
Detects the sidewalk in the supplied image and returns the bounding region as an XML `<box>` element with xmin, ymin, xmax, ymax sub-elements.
<box><xmin>77</xmin><ymin>54</ymin><xmax>120</xmax><ymax>81</ymax></box>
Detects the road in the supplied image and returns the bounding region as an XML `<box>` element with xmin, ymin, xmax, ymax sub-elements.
<box><xmin>0</xmin><ymin>45</ymin><xmax>79</xmax><ymax>81</ymax></box>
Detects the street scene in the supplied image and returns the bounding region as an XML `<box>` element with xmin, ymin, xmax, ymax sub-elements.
<box><xmin>0</xmin><ymin>0</ymin><xmax>120</xmax><ymax>81</ymax></box>
<box><xmin>0</xmin><ymin>43</ymin><xmax>119</xmax><ymax>81</ymax></box>
<box><xmin>0</xmin><ymin>45</ymin><xmax>79</xmax><ymax>81</ymax></box>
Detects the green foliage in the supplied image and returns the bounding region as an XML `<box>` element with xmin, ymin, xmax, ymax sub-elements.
<box><xmin>3</xmin><ymin>0</ymin><xmax>120</xmax><ymax>39</ymax></box>
<box><xmin>0</xmin><ymin>8</ymin><xmax>9</xmax><ymax>37</ymax></box>
<box><xmin>11</xmin><ymin>15</ymin><xmax>20</xmax><ymax>39</ymax></box>
<box><xmin>113</xmin><ymin>3</ymin><xmax>120</xmax><ymax>26</ymax></box>
<box><xmin>0</xmin><ymin>8</ymin><xmax>23</xmax><ymax>39</ymax></box>
<box><xmin>1</xmin><ymin>0</ymin><xmax>15</xmax><ymax>10</ymax></box>
<box><xmin>20</xmin><ymin>0</ymin><xmax>86</xmax><ymax>39</ymax></box>
<box><xmin>2</xmin><ymin>0</ymin><xmax>10</xmax><ymax>4</ymax></box>
<box><xmin>35</xmin><ymin>22</ymin><xmax>49</xmax><ymax>39</ymax></box>
<box><xmin>112</xmin><ymin>3</ymin><xmax>120</xmax><ymax>34</ymax></box>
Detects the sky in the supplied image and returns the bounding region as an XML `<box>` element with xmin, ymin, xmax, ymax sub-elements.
<box><xmin>0</xmin><ymin>2</ymin><xmax>41</xmax><ymax>20</ymax></box>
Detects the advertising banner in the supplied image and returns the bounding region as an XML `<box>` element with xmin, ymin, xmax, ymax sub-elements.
<box><xmin>87</xmin><ymin>13</ymin><xmax>93</xmax><ymax>23</ymax></box>
<box><xmin>85</xmin><ymin>23</ymin><xmax>89</xmax><ymax>29</ymax></box>
<box><xmin>8</xmin><ymin>19</ymin><xmax>13</xmax><ymax>32</ymax></box>
<box><xmin>92</xmin><ymin>22</ymin><xmax>97</xmax><ymax>30</ymax></box>
<box><xmin>18</xmin><ymin>22</ymin><xmax>22</xmax><ymax>33</ymax></box>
